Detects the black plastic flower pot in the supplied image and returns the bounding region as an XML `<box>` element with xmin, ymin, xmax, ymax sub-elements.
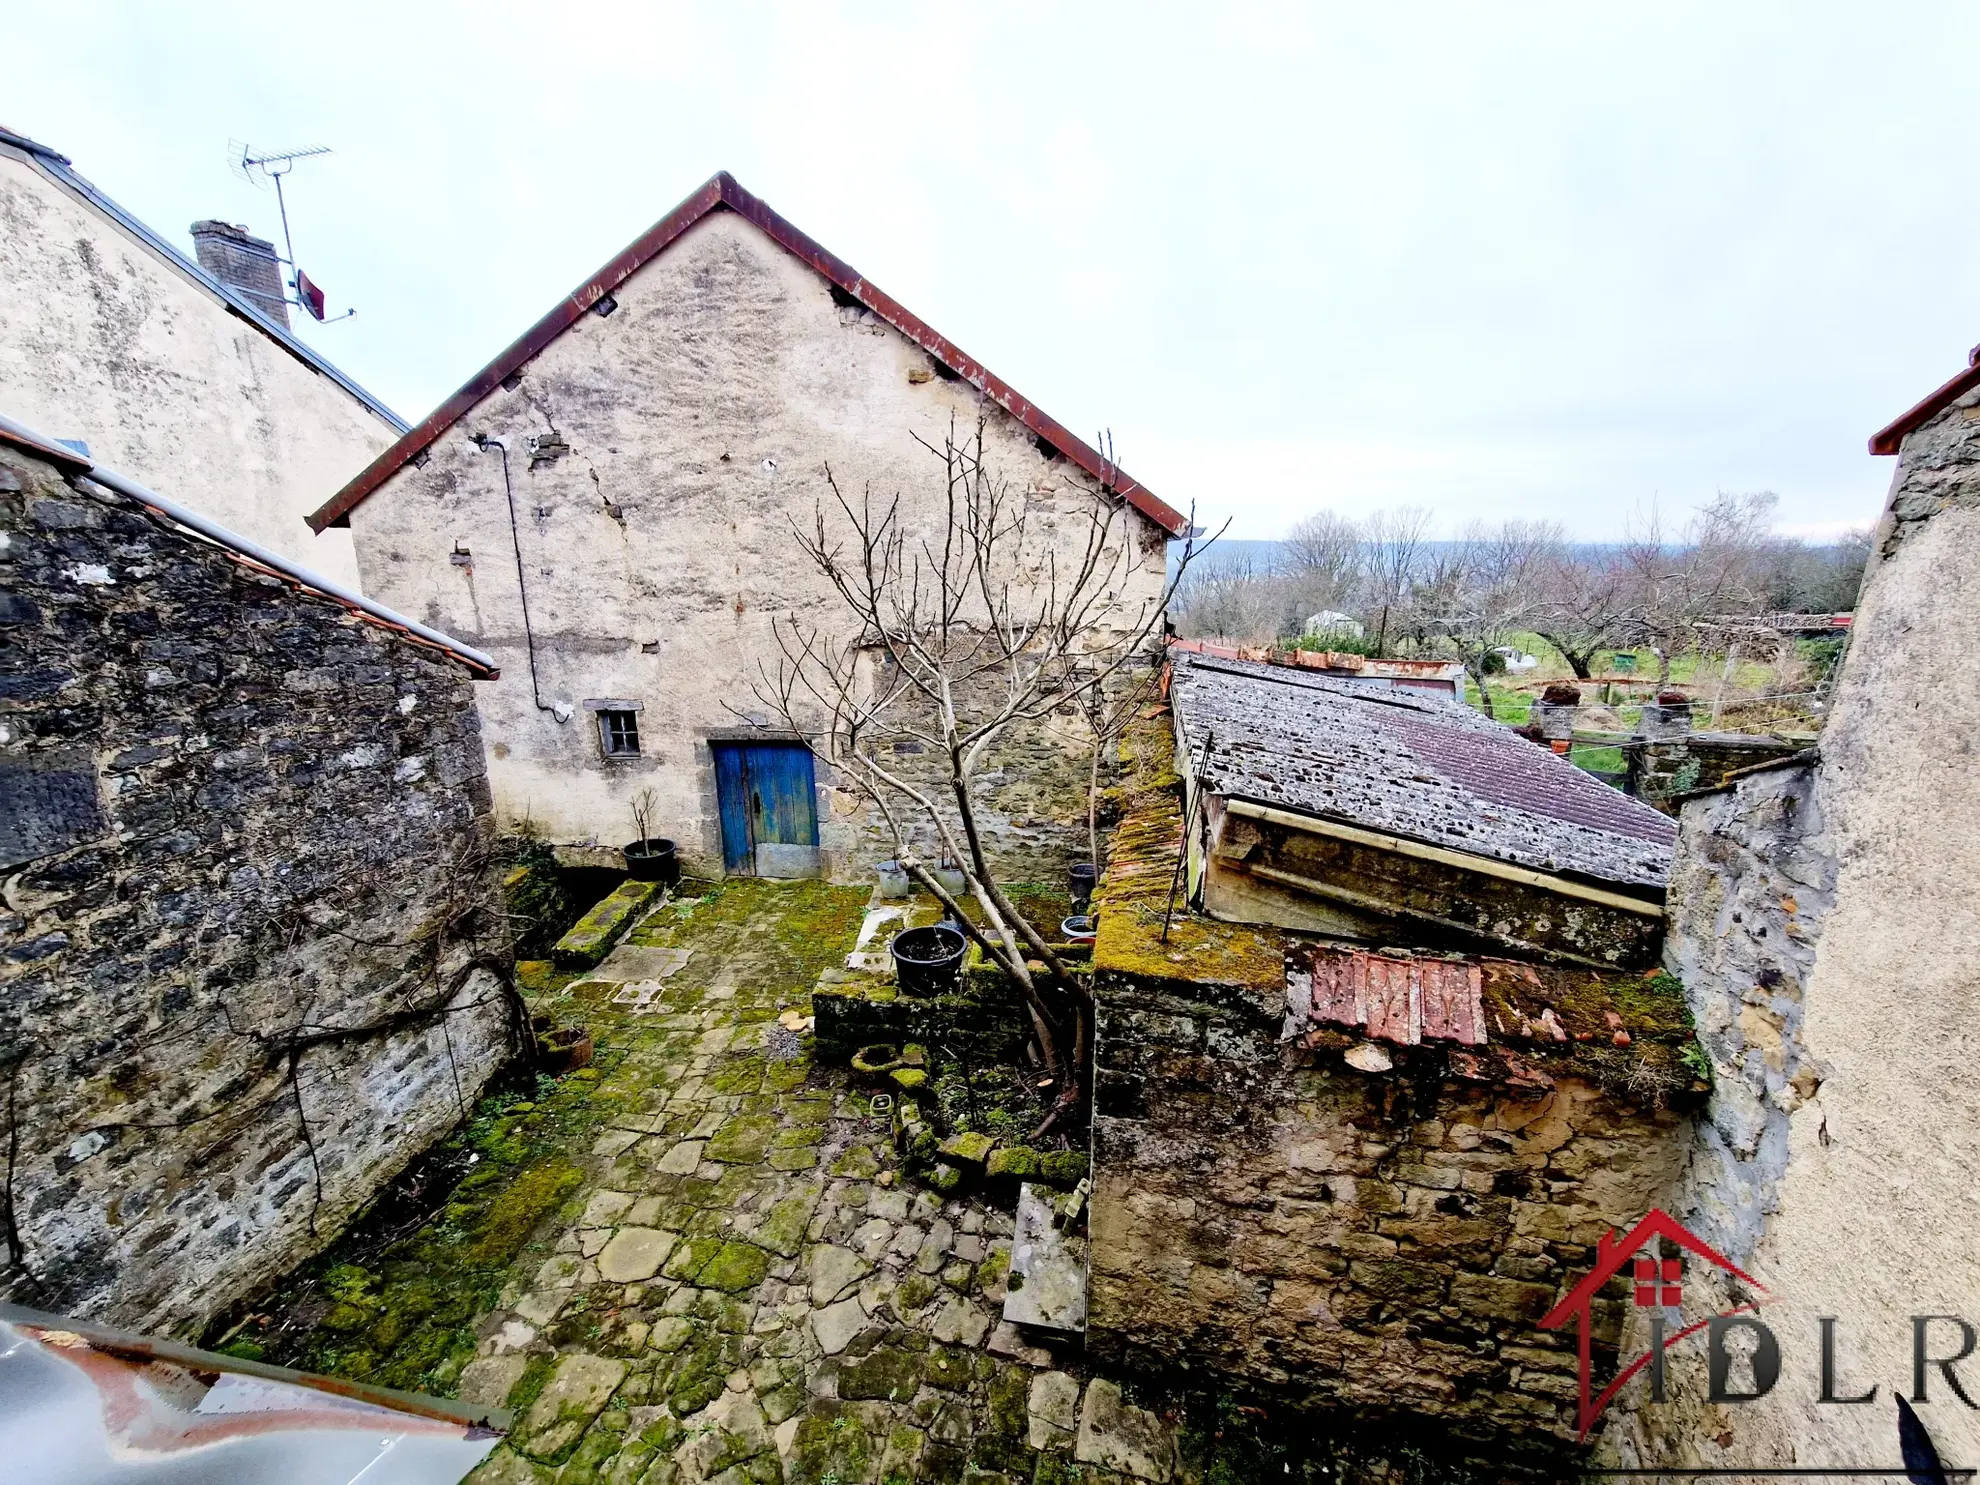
<box><xmin>623</xmin><ymin>838</ymin><xmax>679</xmax><ymax>884</ymax></box>
<box><xmin>890</xmin><ymin>924</ymin><xmax>967</xmax><ymax>997</ymax></box>
<box><xmin>1068</xmin><ymin>861</ymin><xmax>1097</xmax><ymax>908</ymax></box>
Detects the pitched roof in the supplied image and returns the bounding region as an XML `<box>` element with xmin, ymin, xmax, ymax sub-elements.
<box><xmin>0</xmin><ymin>410</ymin><xmax>495</xmax><ymax>680</ymax></box>
<box><xmin>1869</xmin><ymin>345</ymin><xmax>1980</xmax><ymax>455</ymax></box>
<box><xmin>1170</xmin><ymin>653</ymin><xmax>1675</xmax><ymax>891</ymax></box>
<box><xmin>306</xmin><ymin>172</ymin><xmax>1185</xmax><ymax>536</ymax></box>
<box><xmin>0</xmin><ymin>127</ymin><xmax>407</xmax><ymax>435</ymax></box>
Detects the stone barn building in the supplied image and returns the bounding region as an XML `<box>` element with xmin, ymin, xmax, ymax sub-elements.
<box><xmin>0</xmin><ymin>415</ymin><xmax>513</xmax><ymax>1336</ymax></box>
<box><xmin>307</xmin><ymin>172</ymin><xmax>1187</xmax><ymax>880</ymax></box>
<box><xmin>0</xmin><ymin>126</ymin><xmax>404</xmax><ymax>590</ymax></box>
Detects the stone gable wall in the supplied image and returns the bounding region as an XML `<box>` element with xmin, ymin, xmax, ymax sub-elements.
<box><xmin>346</xmin><ymin>209</ymin><xmax>1170</xmax><ymax>881</ymax></box>
<box><xmin>0</xmin><ymin>444</ymin><xmax>514</xmax><ymax>1333</ymax></box>
<box><xmin>0</xmin><ymin>148</ymin><xmax>395</xmax><ymax>589</ymax></box>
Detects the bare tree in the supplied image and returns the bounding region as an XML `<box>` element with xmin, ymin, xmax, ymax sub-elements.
<box><xmin>1418</xmin><ymin>520</ymin><xmax>1562</xmax><ymax>716</ymax></box>
<box><xmin>1360</xmin><ymin>506</ymin><xmax>1435</xmax><ymax>654</ymax></box>
<box><xmin>751</xmin><ymin>420</ymin><xmax>1213</xmax><ymax>1125</ymax></box>
<box><xmin>1619</xmin><ymin>494</ymin><xmax>1773</xmax><ymax>688</ymax></box>
<box><xmin>1171</xmin><ymin>548</ymin><xmax>1286</xmax><ymax>642</ymax></box>
<box><xmin>1281</xmin><ymin>509</ymin><xmax>1363</xmax><ymax>621</ymax></box>
<box><xmin>1532</xmin><ymin>546</ymin><xmax>1642</xmax><ymax>680</ymax></box>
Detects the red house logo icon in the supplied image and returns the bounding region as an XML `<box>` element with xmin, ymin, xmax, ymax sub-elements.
<box><xmin>1539</xmin><ymin>1208</ymin><xmax>1772</xmax><ymax>1439</ymax></box>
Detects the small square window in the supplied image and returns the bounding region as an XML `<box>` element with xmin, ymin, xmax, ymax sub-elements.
<box><xmin>599</xmin><ymin>709</ymin><xmax>641</xmax><ymax>758</ymax></box>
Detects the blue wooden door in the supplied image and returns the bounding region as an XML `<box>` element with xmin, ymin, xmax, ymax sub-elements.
<box><xmin>712</xmin><ymin>743</ymin><xmax>818</xmax><ymax>874</ymax></box>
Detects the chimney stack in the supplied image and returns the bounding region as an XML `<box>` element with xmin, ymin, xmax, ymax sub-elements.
<box><xmin>188</xmin><ymin>221</ymin><xmax>289</xmax><ymax>329</ymax></box>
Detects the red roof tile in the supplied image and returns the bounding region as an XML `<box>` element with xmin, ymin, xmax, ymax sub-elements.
<box><xmin>307</xmin><ymin>172</ymin><xmax>1183</xmax><ymax>536</ymax></box>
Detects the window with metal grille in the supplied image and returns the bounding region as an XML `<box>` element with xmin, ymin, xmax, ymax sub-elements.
<box><xmin>599</xmin><ymin>709</ymin><xmax>640</xmax><ymax>758</ymax></box>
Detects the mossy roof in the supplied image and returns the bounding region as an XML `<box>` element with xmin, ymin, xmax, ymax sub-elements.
<box><xmin>1094</xmin><ymin>711</ymin><xmax>1704</xmax><ymax>1107</ymax></box>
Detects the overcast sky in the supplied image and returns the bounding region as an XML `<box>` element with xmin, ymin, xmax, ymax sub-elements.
<box><xmin>8</xmin><ymin>2</ymin><xmax>1974</xmax><ymax>539</ymax></box>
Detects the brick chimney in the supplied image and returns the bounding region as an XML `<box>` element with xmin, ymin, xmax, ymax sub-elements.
<box><xmin>188</xmin><ymin>221</ymin><xmax>289</xmax><ymax>329</ymax></box>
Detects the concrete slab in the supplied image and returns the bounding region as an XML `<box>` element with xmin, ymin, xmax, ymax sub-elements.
<box><xmin>1004</xmin><ymin>1182</ymin><xmax>1086</xmax><ymax>1334</ymax></box>
<box><xmin>597</xmin><ymin>943</ymin><xmax>694</xmax><ymax>981</ymax></box>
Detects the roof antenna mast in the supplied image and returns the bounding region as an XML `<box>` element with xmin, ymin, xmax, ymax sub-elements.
<box><xmin>228</xmin><ymin>141</ymin><xmax>353</xmax><ymax>324</ymax></box>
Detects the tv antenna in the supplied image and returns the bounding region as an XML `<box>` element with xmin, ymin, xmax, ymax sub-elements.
<box><xmin>226</xmin><ymin>140</ymin><xmax>353</xmax><ymax>323</ymax></box>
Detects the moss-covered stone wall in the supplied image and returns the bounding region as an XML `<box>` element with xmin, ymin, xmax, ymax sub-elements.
<box><xmin>0</xmin><ymin>442</ymin><xmax>513</xmax><ymax>1335</ymax></box>
<box><xmin>1085</xmin><ymin>713</ymin><xmax>1701</xmax><ymax>1460</ymax></box>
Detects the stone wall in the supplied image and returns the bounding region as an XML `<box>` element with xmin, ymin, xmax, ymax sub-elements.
<box><xmin>0</xmin><ymin>141</ymin><xmax>397</xmax><ymax>589</ymax></box>
<box><xmin>1089</xmin><ymin>970</ymin><xmax>1690</xmax><ymax>1457</ymax></box>
<box><xmin>1596</xmin><ymin>380</ymin><xmax>1980</xmax><ymax>1472</ymax></box>
<box><xmin>0</xmin><ymin>443</ymin><xmax>515</xmax><ymax>1334</ymax></box>
<box><xmin>1627</xmin><ymin>732</ymin><xmax>1804</xmax><ymax>815</ymax></box>
<box><xmin>1086</xmin><ymin>718</ymin><xmax>1698</xmax><ymax>1464</ymax></box>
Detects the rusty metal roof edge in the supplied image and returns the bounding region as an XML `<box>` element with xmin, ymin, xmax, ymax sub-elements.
<box><xmin>0</xmin><ymin>1300</ymin><xmax>512</xmax><ymax>1433</ymax></box>
<box><xmin>1869</xmin><ymin>355</ymin><xmax>1980</xmax><ymax>455</ymax></box>
<box><xmin>307</xmin><ymin>171</ymin><xmax>1185</xmax><ymax>536</ymax></box>
<box><xmin>0</xmin><ymin>419</ymin><xmax>93</xmax><ymax>474</ymax></box>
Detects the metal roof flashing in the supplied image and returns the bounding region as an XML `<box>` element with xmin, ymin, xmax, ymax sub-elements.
<box><xmin>307</xmin><ymin>172</ymin><xmax>1185</xmax><ymax>536</ymax></box>
<box><xmin>0</xmin><ymin>127</ymin><xmax>407</xmax><ymax>436</ymax></box>
<box><xmin>1</xmin><ymin>410</ymin><xmax>495</xmax><ymax>681</ymax></box>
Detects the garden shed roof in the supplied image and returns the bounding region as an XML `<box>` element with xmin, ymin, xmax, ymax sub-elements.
<box><xmin>1170</xmin><ymin>654</ymin><xmax>1675</xmax><ymax>891</ymax></box>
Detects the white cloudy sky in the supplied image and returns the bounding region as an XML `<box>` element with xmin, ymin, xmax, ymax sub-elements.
<box><xmin>8</xmin><ymin>2</ymin><xmax>1975</xmax><ymax>539</ymax></box>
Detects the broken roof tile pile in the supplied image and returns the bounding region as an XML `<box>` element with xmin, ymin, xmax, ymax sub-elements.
<box><xmin>1283</xmin><ymin>941</ymin><xmax>1705</xmax><ymax>1104</ymax></box>
<box><xmin>1170</xmin><ymin>653</ymin><xmax>1675</xmax><ymax>890</ymax></box>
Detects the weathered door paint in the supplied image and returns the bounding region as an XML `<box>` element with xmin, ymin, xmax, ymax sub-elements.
<box><xmin>711</xmin><ymin>742</ymin><xmax>819</xmax><ymax>875</ymax></box>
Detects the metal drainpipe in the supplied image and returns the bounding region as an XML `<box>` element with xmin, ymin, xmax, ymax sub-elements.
<box><xmin>472</xmin><ymin>435</ymin><xmax>565</xmax><ymax>720</ymax></box>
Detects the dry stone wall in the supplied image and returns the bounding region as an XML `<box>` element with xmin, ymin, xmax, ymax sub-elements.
<box><xmin>1088</xmin><ymin>969</ymin><xmax>1690</xmax><ymax>1457</ymax></box>
<box><xmin>0</xmin><ymin>444</ymin><xmax>514</xmax><ymax>1334</ymax></box>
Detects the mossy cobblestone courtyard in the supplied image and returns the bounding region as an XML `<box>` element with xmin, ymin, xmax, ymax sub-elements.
<box><xmin>227</xmin><ymin>878</ymin><xmax>1247</xmax><ymax>1485</ymax></box>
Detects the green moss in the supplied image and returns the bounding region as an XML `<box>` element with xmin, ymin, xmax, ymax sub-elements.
<box><xmin>706</xmin><ymin>1112</ymin><xmax>778</xmax><ymax>1164</ymax></box>
<box><xmin>985</xmin><ymin>1146</ymin><xmax>1038</xmax><ymax>1181</ymax></box>
<box><xmin>976</xmin><ymin>1248</ymin><xmax>1010</xmax><ymax>1297</ymax></box>
<box><xmin>505</xmin><ymin>1352</ymin><xmax>558</xmax><ymax>1423</ymax></box>
<box><xmin>922</xmin><ymin>1347</ymin><xmax>971</xmax><ymax>1391</ymax></box>
<box><xmin>462</xmin><ymin>1160</ymin><xmax>584</xmax><ymax>1267</ymax></box>
<box><xmin>1034</xmin><ymin>1152</ymin><xmax>1090</xmax><ymax>1187</ymax></box>
<box><xmin>839</xmin><ymin>1346</ymin><xmax>926</xmax><ymax>1402</ymax></box>
<box><xmin>696</xmin><ymin>1241</ymin><xmax>771</xmax><ymax>1292</ymax></box>
<box><xmin>937</xmin><ymin>1131</ymin><xmax>995</xmax><ymax>1168</ymax></box>
<box><xmin>829</xmin><ymin>1144</ymin><xmax>882</xmax><ymax>1179</ymax></box>
<box><xmin>755</xmin><ymin>1189</ymin><xmax>823</xmax><ymax>1257</ymax></box>
<box><xmin>554</xmin><ymin>878</ymin><xmax>666</xmax><ymax>968</ymax></box>
<box><xmin>707</xmin><ymin>1055</ymin><xmax>767</xmax><ymax>1095</ymax></box>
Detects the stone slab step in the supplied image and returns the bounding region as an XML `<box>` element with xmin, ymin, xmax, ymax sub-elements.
<box><xmin>552</xmin><ymin>879</ymin><xmax>666</xmax><ymax>968</ymax></box>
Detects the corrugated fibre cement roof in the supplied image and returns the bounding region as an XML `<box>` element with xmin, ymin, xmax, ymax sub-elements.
<box><xmin>1171</xmin><ymin>654</ymin><xmax>1674</xmax><ymax>891</ymax></box>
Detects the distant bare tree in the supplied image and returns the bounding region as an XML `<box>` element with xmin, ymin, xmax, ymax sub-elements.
<box><xmin>1418</xmin><ymin>520</ymin><xmax>1562</xmax><ymax>716</ymax></box>
<box><xmin>1532</xmin><ymin>547</ymin><xmax>1642</xmax><ymax>680</ymax></box>
<box><xmin>1619</xmin><ymin>493</ymin><xmax>1774</xmax><ymax>687</ymax></box>
<box><xmin>1172</xmin><ymin>549</ymin><xmax>1286</xmax><ymax>643</ymax></box>
<box><xmin>1361</xmin><ymin>506</ymin><xmax>1435</xmax><ymax>653</ymax></box>
<box><xmin>1281</xmin><ymin>510</ymin><xmax>1363</xmax><ymax>618</ymax></box>
<box><xmin>751</xmin><ymin>420</ymin><xmax>1213</xmax><ymax>1128</ymax></box>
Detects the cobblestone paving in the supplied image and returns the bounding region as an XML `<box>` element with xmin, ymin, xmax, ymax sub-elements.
<box><xmin>463</xmin><ymin>880</ymin><xmax>1175</xmax><ymax>1485</ymax></box>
